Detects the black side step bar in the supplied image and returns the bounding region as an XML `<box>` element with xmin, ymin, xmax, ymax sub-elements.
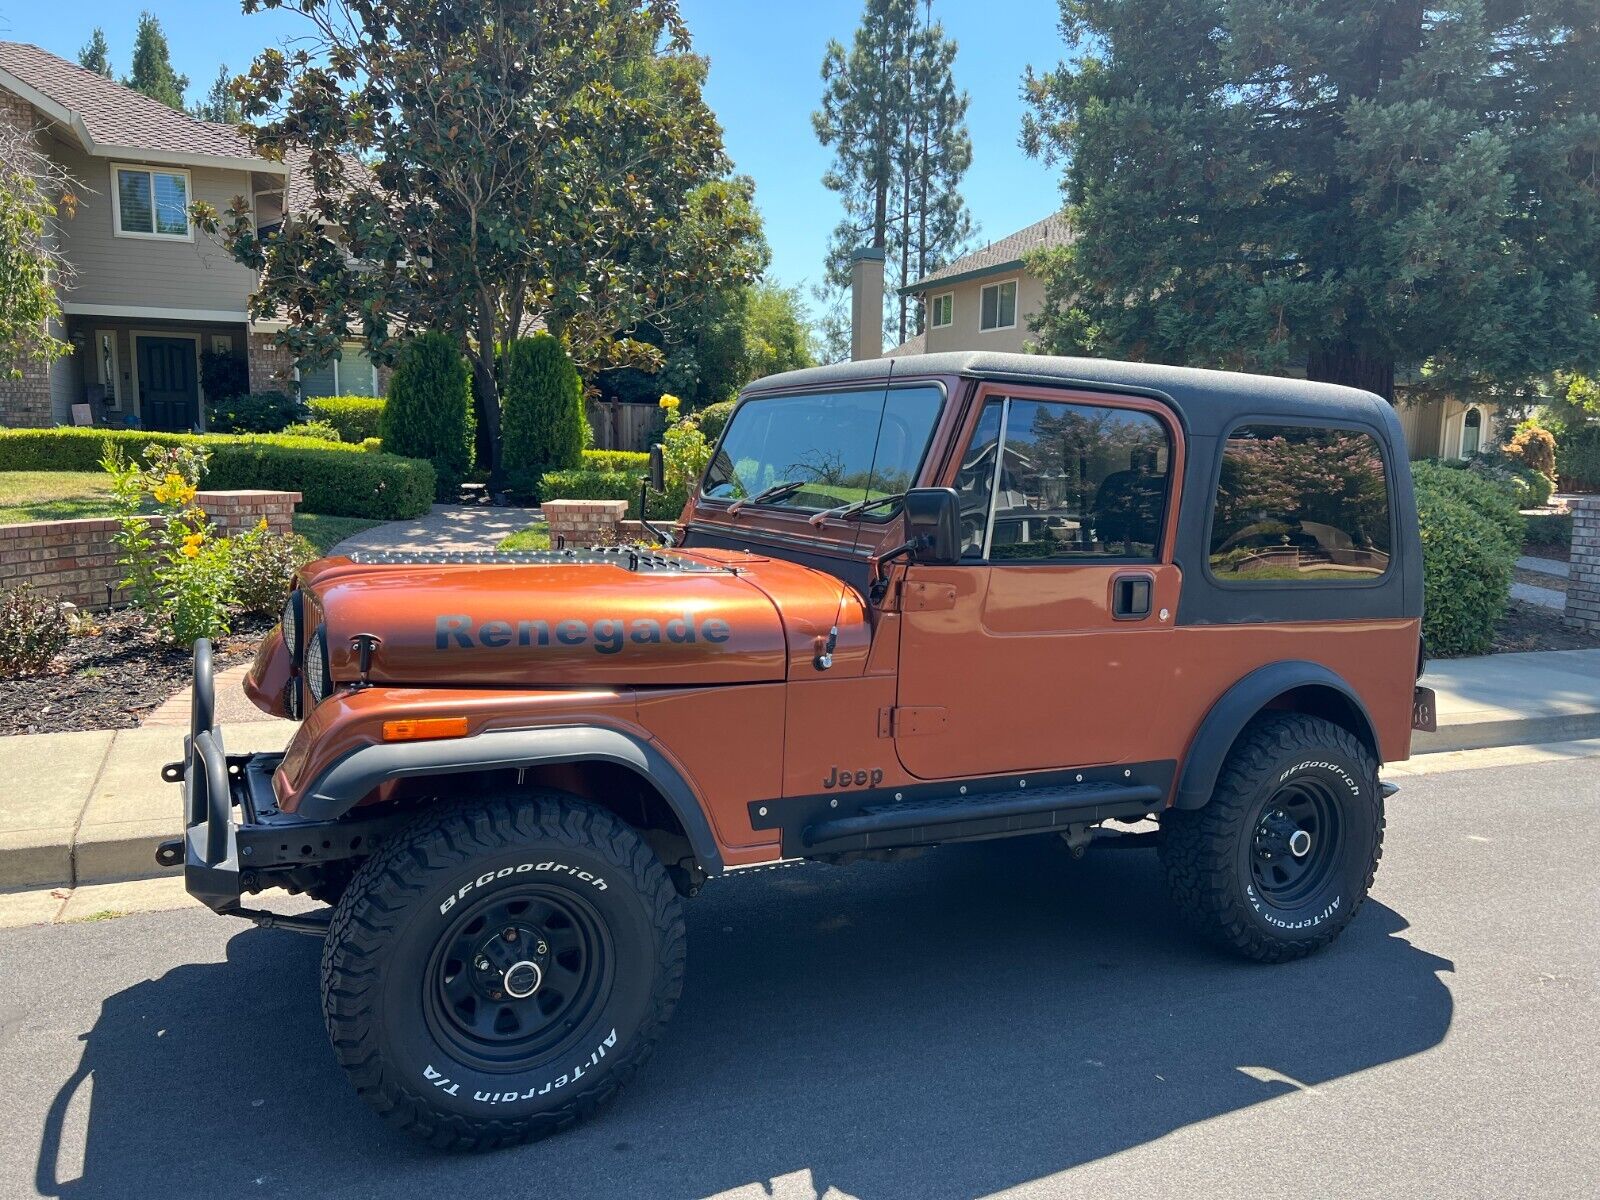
<box><xmin>800</xmin><ymin>780</ymin><xmax>1164</xmax><ymax>856</ymax></box>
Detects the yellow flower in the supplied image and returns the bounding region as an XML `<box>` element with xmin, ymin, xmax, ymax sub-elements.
<box><xmin>255</xmin><ymin>517</ymin><xmax>269</xmax><ymax>532</ymax></box>
<box><xmin>179</xmin><ymin>543</ymin><xmax>200</xmax><ymax>559</ymax></box>
<box><xmin>183</xmin><ymin>532</ymin><xmax>205</xmax><ymax>548</ymax></box>
<box><xmin>658</xmin><ymin>393</ymin><xmax>681</xmax><ymax>411</ymax></box>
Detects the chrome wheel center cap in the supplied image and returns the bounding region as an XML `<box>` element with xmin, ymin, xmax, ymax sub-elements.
<box><xmin>1288</xmin><ymin>829</ymin><xmax>1312</xmax><ymax>858</ymax></box>
<box><xmin>503</xmin><ymin>960</ymin><xmax>543</xmax><ymax>999</ymax></box>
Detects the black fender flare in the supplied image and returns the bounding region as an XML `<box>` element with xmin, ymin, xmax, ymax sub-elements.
<box><xmin>1173</xmin><ymin>661</ymin><xmax>1379</xmax><ymax>810</ymax></box>
<box><xmin>296</xmin><ymin>725</ymin><xmax>724</xmax><ymax>873</ymax></box>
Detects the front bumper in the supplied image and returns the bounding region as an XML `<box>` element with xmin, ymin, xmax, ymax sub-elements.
<box><xmin>157</xmin><ymin>639</ymin><xmax>402</xmax><ymax>916</ymax></box>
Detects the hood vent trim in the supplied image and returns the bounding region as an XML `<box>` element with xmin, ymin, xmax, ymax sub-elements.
<box><xmin>346</xmin><ymin>547</ymin><xmax>730</xmax><ymax>574</ymax></box>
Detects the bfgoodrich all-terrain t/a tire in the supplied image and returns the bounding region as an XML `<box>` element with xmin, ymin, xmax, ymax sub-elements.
<box><xmin>321</xmin><ymin>793</ymin><xmax>686</xmax><ymax>1150</ymax></box>
<box><xmin>1159</xmin><ymin>713</ymin><xmax>1385</xmax><ymax>963</ymax></box>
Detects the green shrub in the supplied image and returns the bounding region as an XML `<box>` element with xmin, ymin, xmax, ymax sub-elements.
<box><xmin>582</xmin><ymin>449</ymin><xmax>650</xmax><ymax>472</ymax></box>
<box><xmin>0</xmin><ymin>582</ymin><xmax>68</xmax><ymax>677</ymax></box>
<box><xmin>198</xmin><ymin>349</ymin><xmax>249</xmax><ymax>405</ymax></box>
<box><xmin>0</xmin><ymin>429</ymin><xmax>435</xmax><ymax>519</ymax></box>
<box><xmin>500</xmin><ymin>334</ymin><xmax>584</xmax><ymax>497</ymax></box>
<box><xmin>1414</xmin><ymin>485</ymin><xmax>1516</xmax><ymax>657</ymax></box>
<box><xmin>1506</xmin><ymin>425</ymin><xmax>1557</xmax><ymax>478</ymax></box>
<box><xmin>280</xmin><ymin>420</ymin><xmax>343</xmax><ymax>442</ymax></box>
<box><xmin>228</xmin><ymin>523</ymin><xmax>318</xmax><ymax>615</ymax></box>
<box><xmin>360</xmin><ymin>437</ymin><xmax>383</xmax><ymax>453</ymax></box>
<box><xmin>1412</xmin><ymin>461</ymin><xmax>1524</xmax><ymax>548</ymax></box>
<box><xmin>380</xmin><ymin>332</ymin><xmax>473</xmax><ymax>500</ymax></box>
<box><xmin>208</xmin><ymin>391</ymin><xmax>305</xmax><ymax>434</ymax></box>
<box><xmin>1556</xmin><ymin>423</ymin><xmax>1600</xmax><ymax>491</ymax></box>
<box><xmin>309</xmin><ymin>395</ymin><xmax>387</xmax><ymax>442</ymax></box>
<box><xmin>693</xmin><ymin>399</ymin><xmax>737</xmax><ymax>443</ymax></box>
<box><xmin>1523</xmin><ymin>511</ymin><xmax>1573</xmax><ymax>548</ymax></box>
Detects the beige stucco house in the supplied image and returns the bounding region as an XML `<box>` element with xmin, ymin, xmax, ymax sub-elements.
<box><xmin>0</xmin><ymin>43</ymin><xmax>383</xmax><ymax>431</ymax></box>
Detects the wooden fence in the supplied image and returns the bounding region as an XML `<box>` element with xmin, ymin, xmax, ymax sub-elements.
<box><xmin>585</xmin><ymin>400</ymin><xmax>662</xmax><ymax>452</ymax></box>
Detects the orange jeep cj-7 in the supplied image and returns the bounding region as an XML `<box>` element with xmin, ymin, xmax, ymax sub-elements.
<box><xmin>162</xmin><ymin>352</ymin><xmax>1434</xmax><ymax>1148</ymax></box>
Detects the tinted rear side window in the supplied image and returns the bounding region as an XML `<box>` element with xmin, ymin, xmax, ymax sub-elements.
<box><xmin>1210</xmin><ymin>425</ymin><xmax>1391</xmax><ymax>582</ymax></box>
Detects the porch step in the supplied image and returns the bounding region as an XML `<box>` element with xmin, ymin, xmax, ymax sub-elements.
<box><xmin>801</xmin><ymin>780</ymin><xmax>1164</xmax><ymax>855</ymax></box>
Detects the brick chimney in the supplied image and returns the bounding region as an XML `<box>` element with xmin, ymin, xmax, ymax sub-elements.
<box><xmin>849</xmin><ymin>246</ymin><xmax>886</xmax><ymax>362</ymax></box>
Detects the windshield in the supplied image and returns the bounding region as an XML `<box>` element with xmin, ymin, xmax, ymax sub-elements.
<box><xmin>702</xmin><ymin>385</ymin><xmax>945</xmax><ymax>514</ymax></box>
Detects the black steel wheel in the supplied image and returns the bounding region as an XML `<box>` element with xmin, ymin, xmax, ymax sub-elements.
<box><xmin>1161</xmin><ymin>713</ymin><xmax>1384</xmax><ymax>962</ymax></box>
<box><xmin>321</xmin><ymin>792</ymin><xmax>685</xmax><ymax>1150</ymax></box>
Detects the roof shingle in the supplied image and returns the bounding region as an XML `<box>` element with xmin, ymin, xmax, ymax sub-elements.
<box><xmin>904</xmin><ymin>212</ymin><xmax>1072</xmax><ymax>294</ymax></box>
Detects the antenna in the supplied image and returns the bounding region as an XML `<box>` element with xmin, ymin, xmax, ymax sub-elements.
<box><xmin>815</xmin><ymin>360</ymin><xmax>895</xmax><ymax>671</ymax></box>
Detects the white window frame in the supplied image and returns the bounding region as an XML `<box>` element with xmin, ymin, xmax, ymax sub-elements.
<box><xmin>979</xmin><ymin>278</ymin><xmax>1019</xmax><ymax>333</ymax></box>
<box><xmin>930</xmin><ymin>292</ymin><xmax>954</xmax><ymax>329</ymax></box>
<box><xmin>302</xmin><ymin>343</ymin><xmax>379</xmax><ymax>398</ymax></box>
<box><xmin>110</xmin><ymin>162</ymin><xmax>194</xmax><ymax>242</ymax></box>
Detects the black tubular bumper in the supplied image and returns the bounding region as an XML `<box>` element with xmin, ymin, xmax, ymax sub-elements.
<box><xmin>156</xmin><ymin>639</ymin><xmax>404</xmax><ymax>915</ymax></box>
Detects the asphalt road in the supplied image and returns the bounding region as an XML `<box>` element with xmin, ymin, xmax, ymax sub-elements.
<box><xmin>1</xmin><ymin>757</ymin><xmax>1596</xmax><ymax>1200</ymax></box>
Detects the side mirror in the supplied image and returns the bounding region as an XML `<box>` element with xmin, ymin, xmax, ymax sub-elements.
<box><xmin>648</xmin><ymin>443</ymin><xmax>666</xmax><ymax>493</ymax></box>
<box><xmin>903</xmin><ymin>487</ymin><xmax>961</xmax><ymax>566</ymax></box>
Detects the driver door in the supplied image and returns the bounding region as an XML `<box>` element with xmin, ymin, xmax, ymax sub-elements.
<box><xmin>894</xmin><ymin>387</ymin><xmax>1182</xmax><ymax>781</ymax></box>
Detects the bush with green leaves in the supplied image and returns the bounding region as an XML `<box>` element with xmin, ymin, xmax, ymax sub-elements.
<box><xmin>692</xmin><ymin>399</ymin><xmax>736</xmax><ymax>443</ymax></box>
<box><xmin>198</xmin><ymin>349</ymin><xmax>249</xmax><ymax>405</ymax></box>
<box><xmin>1523</xmin><ymin>512</ymin><xmax>1572</xmax><ymax>548</ymax></box>
<box><xmin>0</xmin><ymin>429</ymin><xmax>435</xmax><ymax>520</ymax></box>
<box><xmin>1506</xmin><ymin>425</ymin><xmax>1557</xmax><ymax>479</ymax></box>
<box><xmin>1556</xmin><ymin>423</ymin><xmax>1600</xmax><ymax>491</ymax></box>
<box><xmin>380</xmin><ymin>332</ymin><xmax>473</xmax><ymax>499</ymax></box>
<box><xmin>228</xmin><ymin>521</ymin><xmax>318</xmax><ymax>616</ymax></box>
<box><xmin>582</xmin><ymin>449</ymin><xmax>650</xmax><ymax>472</ymax></box>
<box><xmin>207</xmin><ymin>390</ymin><xmax>306</xmax><ymax>434</ymax></box>
<box><xmin>1411</xmin><ymin>461</ymin><xmax>1524</xmax><ymax>548</ymax></box>
<box><xmin>500</xmin><ymin>334</ymin><xmax>584</xmax><ymax>497</ymax></box>
<box><xmin>538</xmin><ymin>467</ymin><xmax>680</xmax><ymax>519</ymax></box>
<box><xmin>280</xmin><ymin>419</ymin><xmax>343</xmax><ymax>442</ymax></box>
<box><xmin>1414</xmin><ymin>482</ymin><xmax>1516</xmax><ymax>657</ymax></box>
<box><xmin>309</xmin><ymin>395</ymin><xmax>387</xmax><ymax>442</ymax></box>
<box><xmin>0</xmin><ymin>582</ymin><xmax>68</xmax><ymax>678</ymax></box>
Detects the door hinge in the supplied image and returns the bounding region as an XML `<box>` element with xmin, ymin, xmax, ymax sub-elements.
<box><xmin>902</xmin><ymin>582</ymin><xmax>957</xmax><ymax>612</ymax></box>
<box><xmin>880</xmin><ymin>706</ymin><xmax>948</xmax><ymax>737</ymax></box>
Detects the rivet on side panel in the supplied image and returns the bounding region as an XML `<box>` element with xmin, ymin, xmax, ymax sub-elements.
<box><xmin>1019</xmin><ymin>779</ymin><xmax>1027</xmax><ymax>788</ymax></box>
<box><xmin>959</xmin><ymin>785</ymin><xmax>967</xmax><ymax>795</ymax></box>
<box><xmin>895</xmin><ymin>792</ymin><xmax>903</xmax><ymax>801</ymax></box>
<box><xmin>1076</xmin><ymin>774</ymin><xmax>1084</xmax><ymax>782</ymax></box>
<box><xmin>830</xmin><ymin>799</ymin><xmax>838</xmax><ymax>808</ymax></box>
<box><xmin>758</xmin><ymin>806</ymin><xmax>768</xmax><ymax>817</ymax></box>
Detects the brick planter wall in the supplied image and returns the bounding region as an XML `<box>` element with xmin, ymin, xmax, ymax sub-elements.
<box><xmin>1565</xmin><ymin>497</ymin><xmax>1600</xmax><ymax>633</ymax></box>
<box><xmin>0</xmin><ymin>490</ymin><xmax>300</xmax><ymax>608</ymax></box>
<box><xmin>542</xmin><ymin>499</ymin><xmax>628</xmax><ymax>547</ymax></box>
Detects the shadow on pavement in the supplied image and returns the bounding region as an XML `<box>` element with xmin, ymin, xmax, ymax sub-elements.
<box><xmin>35</xmin><ymin>837</ymin><xmax>1453</xmax><ymax>1199</ymax></box>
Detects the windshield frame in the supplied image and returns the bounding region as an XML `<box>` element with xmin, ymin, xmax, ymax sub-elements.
<box><xmin>698</xmin><ymin>380</ymin><xmax>950</xmax><ymax>522</ymax></box>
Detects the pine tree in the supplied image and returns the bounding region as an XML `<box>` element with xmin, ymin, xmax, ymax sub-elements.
<box><xmin>124</xmin><ymin>13</ymin><xmax>188</xmax><ymax>111</ymax></box>
<box><xmin>500</xmin><ymin>334</ymin><xmax>585</xmax><ymax>498</ymax></box>
<box><xmin>190</xmin><ymin>65</ymin><xmax>240</xmax><ymax>125</ymax></box>
<box><xmin>1022</xmin><ymin>0</ymin><xmax>1600</xmax><ymax>401</ymax></box>
<box><xmin>77</xmin><ymin>28</ymin><xmax>112</xmax><ymax>78</ymax></box>
<box><xmin>379</xmin><ymin>332</ymin><xmax>474</xmax><ymax>500</ymax></box>
<box><xmin>814</xmin><ymin>0</ymin><xmax>972</xmax><ymax>348</ymax></box>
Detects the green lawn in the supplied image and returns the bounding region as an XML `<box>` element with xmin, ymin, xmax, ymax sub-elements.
<box><xmin>0</xmin><ymin>471</ymin><xmax>122</xmax><ymax>523</ymax></box>
<box><xmin>0</xmin><ymin>471</ymin><xmax>379</xmax><ymax>555</ymax></box>
<box><xmin>498</xmin><ymin>522</ymin><xmax>552</xmax><ymax>551</ymax></box>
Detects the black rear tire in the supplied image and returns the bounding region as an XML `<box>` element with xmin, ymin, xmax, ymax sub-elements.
<box><xmin>1160</xmin><ymin>713</ymin><xmax>1384</xmax><ymax>962</ymax></box>
<box><xmin>321</xmin><ymin>793</ymin><xmax>685</xmax><ymax>1149</ymax></box>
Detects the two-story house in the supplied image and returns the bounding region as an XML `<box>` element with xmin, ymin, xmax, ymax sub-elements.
<box><xmin>0</xmin><ymin>43</ymin><xmax>384</xmax><ymax>430</ymax></box>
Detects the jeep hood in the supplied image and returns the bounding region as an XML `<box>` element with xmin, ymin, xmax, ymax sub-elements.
<box><xmin>298</xmin><ymin>546</ymin><xmax>852</xmax><ymax>688</ymax></box>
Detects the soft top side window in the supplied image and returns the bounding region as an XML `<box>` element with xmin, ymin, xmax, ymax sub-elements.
<box><xmin>1210</xmin><ymin>424</ymin><xmax>1391</xmax><ymax>583</ymax></box>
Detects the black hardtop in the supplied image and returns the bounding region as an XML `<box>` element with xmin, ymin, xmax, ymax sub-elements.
<box><xmin>743</xmin><ymin>351</ymin><xmax>1401</xmax><ymax>443</ymax></box>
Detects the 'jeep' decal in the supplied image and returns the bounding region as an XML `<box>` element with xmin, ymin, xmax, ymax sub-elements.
<box><xmin>436</xmin><ymin>614</ymin><xmax>732</xmax><ymax>654</ymax></box>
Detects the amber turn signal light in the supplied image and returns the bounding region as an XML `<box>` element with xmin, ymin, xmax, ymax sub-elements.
<box><xmin>381</xmin><ymin>717</ymin><xmax>470</xmax><ymax>742</ymax></box>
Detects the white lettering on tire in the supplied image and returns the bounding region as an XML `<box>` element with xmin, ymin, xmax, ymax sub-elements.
<box><xmin>1278</xmin><ymin>760</ymin><xmax>1361</xmax><ymax>795</ymax></box>
<box><xmin>422</xmin><ymin>1030</ymin><xmax>620</xmax><ymax>1107</ymax></box>
<box><xmin>439</xmin><ymin>860</ymin><xmax>608</xmax><ymax>915</ymax></box>
<box><xmin>1247</xmin><ymin>883</ymin><xmax>1342</xmax><ymax>929</ymax></box>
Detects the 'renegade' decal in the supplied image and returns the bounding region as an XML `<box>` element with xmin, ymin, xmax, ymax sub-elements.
<box><xmin>435</xmin><ymin>614</ymin><xmax>732</xmax><ymax>654</ymax></box>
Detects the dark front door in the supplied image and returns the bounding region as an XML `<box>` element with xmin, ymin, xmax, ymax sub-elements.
<box><xmin>138</xmin><ymin>338</ymin><xmax>198</xmax><ymax>432</ymax></box>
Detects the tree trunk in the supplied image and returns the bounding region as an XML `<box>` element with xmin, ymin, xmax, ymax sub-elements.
<box><xmin>1306</xmin><ymin>345</ymin><xmax>1396</xmax><ymax>402</ymax></box>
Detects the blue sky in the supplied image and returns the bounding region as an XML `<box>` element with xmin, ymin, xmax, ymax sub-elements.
<box><xmin>0</xmin><ymin>0</ymin><xmax>1066</xmax><ymax>297</ymax></box>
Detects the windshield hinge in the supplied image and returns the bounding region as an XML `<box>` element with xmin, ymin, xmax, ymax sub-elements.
<box><xmin>902</xmin><ymin>581</ymin><xmax>957</xmax><ymax>612</ymax></box>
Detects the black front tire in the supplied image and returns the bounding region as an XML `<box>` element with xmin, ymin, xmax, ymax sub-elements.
<box><xmin>1160</xmin><ymin>713</ymin><xmax>1384</xmax><ymax>962</ymax></box>
<box><xmin>321</xmin><ymin>793</ymin><xmax>686</xmax><ymax>1150</ymax></box>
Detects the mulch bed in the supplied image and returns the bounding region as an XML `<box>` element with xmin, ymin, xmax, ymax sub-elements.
<box><xmin>1513</xmin><ymin>566</ymin><xmax>1568</xmax><ymax>593</ymax></box>
<box><xmin>1522</xmin><ymin>543</ymin><xmax>1571</xmax><ymax>563</ymax></box>
<box><xmin>1489</xmin><ymin>600</ymin><xmax>1600</xmax><ymax>655</ymax></box>
<box><xmin>1</xmin><ymin>610</ymin><xmax>271</xmax><ymax>737</ymax></box>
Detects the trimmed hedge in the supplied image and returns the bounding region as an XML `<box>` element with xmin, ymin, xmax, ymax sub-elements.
<box><xmin>382</xmin><ymin>333</ymin><xmax>473</xmax><ymax>500</ymax></box>
<box><xmin>309</xmin><ymin>395</ymin><xmax>386</xmax><ymax>443</ymax></box>
<box><xmin>1523</xmin><ymin>511</ymin><xmax>1573</xmax><ymax>548</ymax></box>
<box><xmin>1556</xmin><ymin>423</ymin><xmax>1600</xmax><ymax>491</ymax></box>
<box><xmin>1412</xmin><ymin>461</ymin><xmax>1524</xmax><ymax>548</ymax></box>
<box><xmin>582</xmin><ymin>449</ymin><xmax>650</xmax><ymax>472</ymax></box>
<box><xmin>0</xmin><ymin>428</ymin><xmax>434</xmax><ymax>519</ymax></box>
<box><xmin>539</xmin><ymin>467</ymin><xmax>677</xmax><ymax>519</ymax></box>
<box><xmin>1415</xmin><ymin>484</ymin><xmax>1516</xmax><ymax>657</ymax></box>
<box><xmin>501</xmin><ymin>334</ymin><xmax>584</xmax><ymax>497</ymax></box>
<box><xmin>693</xmin><ymin>399</ymin><xmax>736</xmax><ymax>443</ymax></box>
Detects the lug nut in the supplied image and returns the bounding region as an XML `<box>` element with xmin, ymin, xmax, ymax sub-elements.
<box><xmin>503</xmin><ymin>928</ymin><xmax>518</xmax><ymax>942</ymax></box>
<box><xmin>490</xmin><ymin>990</ymin><xmax>503</xmax><ymax>1001</ymax></box>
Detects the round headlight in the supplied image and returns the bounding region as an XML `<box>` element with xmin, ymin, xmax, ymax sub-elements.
<box><xmin>281</xmin><ymin>590</ymin><xmax>303</xmax><ymax>667</ymax></box>
<box><xmin>305</xmin><ymin>626</ymin><xmax>331</xmax><ymax>704</ymax></box>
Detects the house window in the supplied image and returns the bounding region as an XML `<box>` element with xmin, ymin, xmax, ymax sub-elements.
<box><xmin>300</xmin><ymin>344</ymin><xmax>381</xmax><ymax>398</ymax></box>
<box><xmin>112</xmin><ymin>165</ymin><xmax>191</xmax><ymax>239</ymax></box>
<box><xmin>1209</xmin><ymin>425</ymin><xmax>1392</xmax><ymax>582</ymax></box>
<box><xmin>930</xmin><ymin>293</ymin><xmax>953</xmax><ymax>328</ymax></box>
<box><xmin>980</xmin><ymin>280</ymin><xmax>1018</xmax><ymax>332</ymax></box>
<box><xmin>1460</xmin><ymin>407</ymin><xmax>1483</xmax><ymax>459</ymax></box>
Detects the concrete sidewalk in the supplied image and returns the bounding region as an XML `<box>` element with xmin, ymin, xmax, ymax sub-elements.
<box><xmin>3</xmin><ymin>648</ymin><xmax>1599</xmax><ymax>892</ymax></box>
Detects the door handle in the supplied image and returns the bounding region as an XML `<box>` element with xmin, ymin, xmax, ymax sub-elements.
<box><xmin>1112</xmin><ymin>573</ymin><xmax>1153</xmax><ymax>620</ymax></box>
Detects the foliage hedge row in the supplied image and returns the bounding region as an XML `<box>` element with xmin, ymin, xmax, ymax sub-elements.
<box><xmin>308</xmin><ymin>395</ymin><xmax>387</xmax><ymax>443</ymax></box>
<box><xmin>581</xmin><ymin>449</ymin><xmax>650</xmax><ymax>472</ymax></box>
<box><xmin>0</xmin><ymin>428</ymin><xmax>434</xmax><ymax>520</ymax></box>
<box><xmin>692</xmin><ymin>399</ymin><xmax>737</xmax><ymax>443</ymax></box>
<box><xmin>1557</xmin><ymin>424</ymin><xmax>1600</xmax><ymax>491</ymax></box>
<box><xmin>1523</xmin><ymin>511</ymin><xmax>1572</xmax><ymax>548</ymax></box>
<box><xmin>1412</xmin><ymin>461</ymin><xmax>1524</xmax><ymax>657</ymax></box>
<box><xmin>538</xmin><ymin>467</ymin><xmax>678</xmax><ymax>519</ymax></box>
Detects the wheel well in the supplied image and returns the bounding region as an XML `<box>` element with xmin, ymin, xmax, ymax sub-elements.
<box><xmin>1262</xmin><ymin>684</ymin><xmax>1379</xmax><ymax>761</ymax></box>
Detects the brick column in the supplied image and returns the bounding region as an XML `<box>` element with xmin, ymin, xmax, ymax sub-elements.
<box><xmin>196</xmin><ymin>489</ymin><xmax>302</xmax><ymax>536</ymax></box>
<box><xmin>1565</xmin><ymin>497</ymin><xmax>1600</xmax><ymax>632</ymax></box>
<box><xmin>247</xmin><ymin>332</ymin><xmax>296</xmax><ymax>395</ymax></box>
<box><xmin>541</xmin><ymin>499</ymin><xmax>627</xmax><ymax>547</ymax></box>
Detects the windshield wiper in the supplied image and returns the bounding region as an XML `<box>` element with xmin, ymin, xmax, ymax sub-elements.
<box><xmin>726</xmin><ymin>480</ymin><xmax>805</xmax><ymax>515</ymax></box>
<box><xmin>808</xmin><ymin>492</ymin><xmax>907</xmax><ymax>527</ymax></box>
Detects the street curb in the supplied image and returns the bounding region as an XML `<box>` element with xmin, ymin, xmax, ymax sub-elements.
<box><xmin>1411</xmin><ymin>711</ymin><xmax>1600</xmax><ymax>755</ymax></box>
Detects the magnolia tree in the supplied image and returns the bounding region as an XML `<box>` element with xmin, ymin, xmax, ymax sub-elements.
<box><xmin>203</xmin><ymin>0</ymin><xmax>762</xmax><ymax>483</ymax></box>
